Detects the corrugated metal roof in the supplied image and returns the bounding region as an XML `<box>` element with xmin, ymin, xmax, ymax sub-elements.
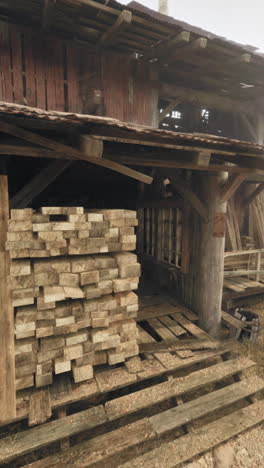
<box><xmin>1</xmin><ymin>101</ymin><xmax>264</xmax><ymax>157</ymax></box>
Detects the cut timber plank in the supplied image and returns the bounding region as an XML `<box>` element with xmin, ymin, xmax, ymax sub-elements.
<box><xmin>0</xmin><ymin>406</ymin><xmax>107</xmax><ymax>464</ymax></box>
<box><xmin>139</xmin><ymin>339</ymin><xmax>220</xmax><ymax>353</ymax></box>
<box><xmin>222</xmin><ymin>310</ymin><xmax>251</xmax><ymax>329</ymax></box>
<box><xmin>148</xmin><ymin>317</ymin><xmax>176</xmax><ymax>340</ymax></box>
<box><xmin>137</xmin><ymin>303</ymin><xmax>187</xmax><ymax>321</ymax></box>
<box><xmin>0</xmin><ymin>121</ymin><xmax>153</xmax><ymax>184</ymax></box>
<box><xmin>171</xmin><ymin>313</ymin><xmax>211</xmax><ymax>340</ymax></box>
<box><xmin>105</xmin><ymin>357</ymin><xmax>255</xmax><ymax>420</ymax></box>
<box><xmin>149</xmin><ymin>376</ymin><xmax>264</xmax><ymax>435</ymax></box>
<box><xmin>121</xmin><ymin>400</ymin><xmax>264</xmax><ymax>468</ymax></box>
<box><xmin>28</xmin><ymin>389</ymin><xmax>51</xmax><ymax>426</ymax></box>
<box><xmin>0</xmin><ymin>172</ymin><xmax>16</xmax><ymax>423</ymax></box>
<box><xmin>158</xmin><ymin>315</ymin><xmax>187</xmax><ymax>336</ymax></box>
<box><xmin>23</xmin><ymin>418</ymin><xmax>155</xmax><ymax>468</ymax></box>
<box><xmin>95</xmin><ymin>367</ymin><xmax>137</xmax><ymax>393</ymax></box>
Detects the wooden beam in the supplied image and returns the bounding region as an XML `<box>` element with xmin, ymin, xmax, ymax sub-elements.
<box><xmin>161</xmin><ymin>170</ymin><xmax>209</xmax><ymax>221</ymax></box>
<box><xmin>164</xmin><ymin>37</ymin><xmax>208</xmax><ymax>65</ymax></box>
<box><xmin>192</xmin><ymin>151</ymin><xmax>211</xmax><ymax>166</ymax></box>
<box><xmin>0</xmin><ymin>121</ymin><xmax>153</xmax><ymax>184</ymax></box>
<box><xmin>224</xmin><ymin>269</ymin><xmax>264</xmax><ymax>277</ymax></box>
<box><xmin>106</xmin><ymin>154</ymin><xmax>261</xmax><ymax>174</ymax></box>
<box><xmin>80</xmin><ymin>136</ymin><xmax>103</xmax><ymax>158</ymax></box>
<box><xmin>159</xmin><ymin>100</ymin><xmax>181</xmax><ymax>123</ymax></box>
<box><xmin>10</xmin><ymin>160</ymin><xmax>72</xmax><ymax>209</ymax></box>
<box><xmin>99</xmin><ymin>10</ymin><xmax>132</xmax><ymax>46</ymax></box>
<box><xmin>220</xmin><ymin>174</ymin><xmax>247</xmax><ymax>202</ymax></box>
<box><xmin>229</xmin><ymin>53</ymin><xmax>251</xmax><ymax>65</ymax></box>
<box><xmin>0</xmin><ymin>163</ymin><xmax>16</xmax><ymax>423</ymax></box>
<box><xmin>0</xmin><ymin>145</ymin><xmax>62</xmax><ymax>159</ymax></box>
<box><xmin>143</xmin><ymin>30</ymin><xmax>190</xmax><ymax>62</ymax></box>
<box><xmin>42</xmin><ymin>0</ymin><xmax>56</xmax><ymax>30</ymax></box>
<box><xmin>160</xmin><ymin>82</ymin><xmax>256</xmax><ymax>115</ymax></box>
<box><xmin>91</xmin><ymin>134</ymin><xmax>264</xmax><ymax>159</ymax></box>
<box><xmin>244</xmin><ymin>183</ymin><xmax>264</xmax><ymax>205</ymax></box>
<box><xmin>192</xmin><ymin>172</ymin><xmax>228</xmax><ymax>336</ymax></box>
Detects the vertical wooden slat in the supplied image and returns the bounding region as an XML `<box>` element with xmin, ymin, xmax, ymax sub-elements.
<box><xmin>181</xmin><ymin>204</ymin><xmax>190</xmax><ymax>274</ymax></box>
<box><xmin>66</xmin><ymin>43</ymin><xmax>81</xmax><ymax>113</ymax></box>
<box><xmin>168</xmin><ymin>208</ymin><xmax>172</xmax><ymax>263</ymax></box>
<box><xmin>136</xmin><ymin>208</ymin><xmax>144</xmax><ymax>255</ymax></box>
<box><xmin>255</xmin><ymin>251</ymin><xmax>261</xmax><ymax>281</ymax></box>
<box><xmin>54</xmin><ymin>40</ymin><xmax>65</xmax><ymax>111</ymax></box>
<box><xmin>45</xmin><ymin>39</ymin><xmax>56</xmax><ymax>110</ymax></box>
<box><xmin>9</xmin><ymin>25</ymin><xmax>24</xmax><ymax>104</ymax></box>
<box><xmin>0</xmin><ymin>168</ymin><xmax>16</xmax><ymax>423</ymax></box>
<box><xmin>0</xmin><ymin>22</ymin><xmax>13</xmax><ymax>102</ymax></box>
<box><xmin>24</xmin><ymin>30</ymin><xmax>36</xmax><ymax>107</ymax></box>
<box><xmin>146</xmin><ymin>208</ymin><xmax>150</xmax><ymax>255</ymax></box>
<box><xmin>151</xmin><ymin>208</ymin><xmax>155</xmax><ymax>256</ymax></box>
<box><xmin>160</xmin><ymin>209</ymin><xmax>165</xmax><ymax>262</ymax></box>
<box><xmin>34</xmin><ymin>37</ymin><xmax>46</xmax><ymax>109</ymax></box>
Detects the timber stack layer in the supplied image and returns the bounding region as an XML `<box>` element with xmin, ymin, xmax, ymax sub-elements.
<box><xmin>6</xmin><ymin>207</ymin><xmax>140</xmax><ymax>390</ymax></box>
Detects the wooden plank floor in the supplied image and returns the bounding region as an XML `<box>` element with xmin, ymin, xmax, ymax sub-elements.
<box><xmin>1</xmin><ymin>301</ymin><xmax>263</xmax><ymax>467</ymax></box>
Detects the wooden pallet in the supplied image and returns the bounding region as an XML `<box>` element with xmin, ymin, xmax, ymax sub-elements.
<box><xmin>0</xmin><ymin>304</ymin><xmax>263</xmax><ymax>467</ymax></box>
<box><xmin>223</xmin><ymin>277</ymin><xmax>264</xmax><ymax>306</ymax></box>
<box><xmin>10</xmin><ymin>303</ymin><xmax>219</xmax><ymax>427</ymax></box>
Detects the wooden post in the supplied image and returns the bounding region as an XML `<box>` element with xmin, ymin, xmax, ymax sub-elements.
<box><xmin>0</xmin><ymin>162</ymin><xmax>16</xmax><ymax>423</ymax></box>
<box><xmin>192</xmin><ymin>172</ymin><xmax>228</xmax><ymax>337</ymax></box>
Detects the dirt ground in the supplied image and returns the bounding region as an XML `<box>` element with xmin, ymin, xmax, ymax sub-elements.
<box><xmin>184</xmin><ymin>301</ymin><xmax>264</xmax><ymax>468</ymax></box>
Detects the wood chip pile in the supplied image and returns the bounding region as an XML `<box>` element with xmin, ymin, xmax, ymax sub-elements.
<box><xmin>7</xmin><ymin>207</ymin><xmax>140</xmax><ymax>390</ymax></box>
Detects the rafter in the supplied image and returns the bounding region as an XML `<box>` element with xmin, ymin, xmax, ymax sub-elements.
<box><xmin>10</xmin><ymin>160</ymin><xmax>72</xmax><ymax>209</ymax></box>
<box><xmin>99</xmin><ymin>10</ymin><xmax>132</xmax><ymax>47</ymax></box>
<box><xmin>159</xmin><ymin>99</ymin><xmax>181</xmax><ymax>123</ymax></box>
<box><xmin>160</xmin><ymin>169</ymin><xmax>209</xmax><ymax>221</ymax></box>
<box><xmin>0</xmin><ymin>121</ymin><xmax>153</xmax><ymax>184</ymax></box>
<box><xmin>220</xmin><ymin>174</ymin><xmax>247</xmax><ymax>202</ymax></box>
<box><xmin>143</xmin><ymin>30</ymin><xmax>190</xmax><ymax>62</ymax></box>
<box><xmin>42</xmin><ymin>0</ymin><xmax>56</xmax><ymax>30</ymax></box>
<box><xmin>163</xmin><ymin>37</ymin><xmax>208</xmax><ymax>65</ymax></box>
<box><xmin>244</xmin><ymin>183</ymin><xmax>264</xmax><ymax>205</ymax></box>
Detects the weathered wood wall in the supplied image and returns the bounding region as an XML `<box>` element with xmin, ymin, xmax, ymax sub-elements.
<box><xmin>0</xmin><ymin>21</ymin><xmax>159</xmax><ymax>126</ymax></box>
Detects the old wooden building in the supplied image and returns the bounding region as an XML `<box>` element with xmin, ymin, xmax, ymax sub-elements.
<box><xmin>0</xmin><ymin>0</ymin><xmax>264</xmax><ymax>465</ymax></box>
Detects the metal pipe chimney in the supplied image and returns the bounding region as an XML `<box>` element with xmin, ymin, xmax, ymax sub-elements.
<box><xmin>159</xmin><ymin>0</ymin><xmax>168</xmax><ymax>15</ymax></box>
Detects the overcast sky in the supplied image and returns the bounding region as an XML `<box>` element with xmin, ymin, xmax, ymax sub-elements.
<box><xmin>119</xmin><ymin>0</ymin><xmax>264</xmax><ymax>52</ymax></box>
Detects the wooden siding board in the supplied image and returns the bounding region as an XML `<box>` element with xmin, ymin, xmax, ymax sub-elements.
<box><xmin>66</xmin><ymin>44</ymin><xmax>81</xmax><ymax>113</ymax></box>
<box><xmin>24</xmin><ymin>30</ymin><xmax>37</xmax><ymax>108</ymax></box>
<box><xmin>54</xmin><ymin>40</ymin><xmax>65</xmax><ymax>111</ymax></box>
<box><xmin>34</xmin><ymin>37</ymin><xmax>46</xmax><ymax>110</ymax></box>
<box><xmin>0</xmin><ymin>22</ymin><xmax>13</xmax><ymax>102</ymax></box>
<box><xmin>45</xmin><ymin>40</ymin><xmax>56</xmax><ymax>110</ymax></box>
<box><xmin>9</xmin><ymin>25</ymin><xmax>24</xmax><ymax>105</ymax></box>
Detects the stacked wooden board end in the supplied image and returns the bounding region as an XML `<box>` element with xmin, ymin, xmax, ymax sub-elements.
<box><xmin>7</xmin><ymin>207</ymin><xmax>140</xmax><ymax>390</ymax></box>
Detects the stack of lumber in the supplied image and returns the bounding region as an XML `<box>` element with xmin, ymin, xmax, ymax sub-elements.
<box><xmin>6</xmin><ymin>207</ymin><xmax>137</xmax><ymax>258</ymax></box>
<box><xmin>7</xmin><ymin>208</ymin><xmax>140</xmax><ymax>390</ymax></box>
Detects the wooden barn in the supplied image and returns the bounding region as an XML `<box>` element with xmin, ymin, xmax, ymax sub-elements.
<box><xmin>0</xmin><ymin>1</ymin><xmax>264</xmax><ymax>466</ymax></box>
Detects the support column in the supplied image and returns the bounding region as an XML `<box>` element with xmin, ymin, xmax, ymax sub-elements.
<box><xmin>192</xmin><ymin>172</ymin><xmax>227</xmax><ymax>337</ymax></box>
<box><xmin>0</xmin><ymin>163</ymin><xmax>16</xmax><ymax>423</ymax></box>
